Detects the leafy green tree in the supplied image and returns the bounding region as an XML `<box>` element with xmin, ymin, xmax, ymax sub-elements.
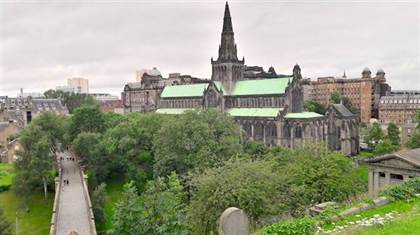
<box><xmin>304</xmin><ymin>100</ymin><xmax>327</xmax><ymax>114</ymax></box>
<box><xmin>15</xmin><ymin>125</ymin><xmax>53</xmax><ymax>199</ymax></box>
<box><xmin>72</xmin><ymin>132</ymin><xmax>110</xmax><ymax>183</ymax></box>
<box><xmin>92</xmin><ymin>183</ymin><xmax>107</xmax><ymax>227</ymax></box>
<box><xmin>30</xmin><ymin>112</ymin><xmax>67</xmax><ymax>150</ymax></box>
<box><xmin>387</xmin><ymin>123</ymin><xmax>400</xmax><ymax>146</ymax></box>
<box><xmin>139</xmin><ymin>173</ymin><xmax>189</xmax><ymax>235</ymax></box>
<box><xmin>0</xmin><ymin>207</ymin><xmax>12</xmax><ymax>235</ymax></box>
<box><xmin>112</xmin><ymin>181</ymin><xmax>142</xmax><ymax>235</ymax></box>
<box><xmin>374</xmin><ymin>138</ymin><xmax>397</xmax><ymax>155</ymax></box>
<box><xmin>44</xmin><ymin>89</ymin><xmax>96</xmax><ymax>113</ymax></box>
<box><xmin>330</xmin><ymin>91</ymin><xmax>341</xmax><ymax>104</ymax></box>
<box><xmin>365</xmin><ymin>122</ymin><xmax>384</xmax><ymax>148</ymax></box>
<box><xmin>101</xmin><ymin>114</ymin><xmax>165</xmax><ymax>191</ymax></box>
<box><xmin>406</xmin><ymin>129</ymin><xmax>420</xmax><ymax>149</ymax></box>
<box><xmin>274</xmin><ymin>145</ymin><xmax>365</xmax><ymax>215</ymax></box>
<box><xmin>188</xmin><ymin>159</ymin><xmax>284</xmax><ymax>234</ymax></box>
<box><xmin>153</xmin><ymin>109</ymin><xmax>242</xmax><ymax>177</ymax></box>
<box><xmin>69</xmin><ymin>104</ymin><xmax>105</xmax><ymax>140</ymax></box>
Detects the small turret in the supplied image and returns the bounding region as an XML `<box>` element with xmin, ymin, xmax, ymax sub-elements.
<box><xmin>376</xmin><ymin>68</ymin><xmax>385</xmax><ymax>78</ymax></box>
<box><xmin>362</xmin><ymin>67</ymin><xmax>371</xmax><ymax>78</ymax></box>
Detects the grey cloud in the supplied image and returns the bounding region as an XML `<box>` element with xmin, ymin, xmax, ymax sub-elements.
<box><xmin>0</xmin><ymin>0</ymin><xmax>419</xmax><ymax>96</ymax></box>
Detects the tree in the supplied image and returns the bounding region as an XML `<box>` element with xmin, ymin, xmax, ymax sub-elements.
<box><xmin>72</xmin><ymin>132</ymin><xmax>110</xmax><ymax>183</ymax></box>
<box><xmin>406</xmin><ymin>130</ymin><xmax>420</xmax><ymax>149</ymax></box>
<box><xmin>153</xmin><ymin>109</ymin><xmax>242</xmax><ymax>177</ymax></box>
<box><xmin>30</xmin><ymin>112</ymin><xmax>67</xmax><ymax>150</ymax></box>
<box><xmin>69</xmin><ymin>104</ymin><xmax>105</xmax><ymax>140</ymax></box>
<box><xmin>44</xmin><ymin>89</ymin><xmax>96</xmax><ymax>113</ymax></box>
<box><xmin>112</xmin><ymin>181</ymin><xmax>142</xmax><ymax>235</ymax></box>
<box><xmin>330</xmin><ymin>91</ymin><xmax>341</xmax><ymax>104</ymax></box>
<box><xmin>92</xmin><ymin>183</ymin><xmax>107</xmax><ymax>227</ymax></box>
<box><xmin>365</xmin><ymin>122</ymin><xmax>384</xmax><ymax>148</ymax></box>
<box><xmin>374</xmin><ymin>138</ymin><xmax>397</xmax><ymax>155</ymax></box>
<box><xmin>304</xmin><ymin>100</ymin><xmax>327</xmax><ymax>114</ymax></box>
<box><xmin>387</xmin><ymin>123</ymin><xmax>400</xmax><ymax>146</ymax></box>
<box><xmin>139</xmin><ymin>173</ymin><xmax>189</xmax><ymax>235</ymax></box>
<box><xmin>273</xmin><ymin>145</ymin><xmax>365</xmax><ymax>215</ymax></box>
<box><xmin>188</xmin><ymin>159</ymin><xmax>284</xmax><ymax>234</ymax></box>
<box><xmin>0</xmin><ymin>207</ymin><xmax>12</xmax><ymax>235</ymax></box>
<box><xmin>15</xmin><ymin>125</ymin><xmax>53</xmax><ymax>200</ymax></box>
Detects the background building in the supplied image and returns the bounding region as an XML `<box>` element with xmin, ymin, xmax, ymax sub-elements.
<box><xmin>57</xmin><ymin>78</ymin><xmax>89</xmax><ymax>94</ymax></box>
<box><xmin>122</xmin><ymin>72</ymin><xmax>207</xmax><ymax>113</ymax></box>
<box><xmin>67</xmin><ymin>78</ymin><xmax>89</xmax><ymax>93</ymax></box>
<box><xmin>302</xmin><ymin>68</ymin><xmax>391</xmax><ymax>123</ymax></box>
<box><xmin>136</xmin><ymin>67</ymin><xmax>161</xmax><ymax>82</ymax></box>
<box><xmin>379</xmin><ymin>91</ymin><xmax>420</xmax><ymax>125</ymax></box>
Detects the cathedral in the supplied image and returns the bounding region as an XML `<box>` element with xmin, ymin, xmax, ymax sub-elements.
<box><xmin>123</xmin><ymin>2</ymin><xmax>359</xmax><ymax>155</ymax></box>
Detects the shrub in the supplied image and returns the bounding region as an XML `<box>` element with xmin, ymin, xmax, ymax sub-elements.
<box><xmin>380</xmin><ymin>178</ymin><xmax>420</xmax><ymax>201</ymax></box>
<box><xmin>262</xmin><ymin>217</ymin><xmax>316</xmax><ymax>235</ymax></box>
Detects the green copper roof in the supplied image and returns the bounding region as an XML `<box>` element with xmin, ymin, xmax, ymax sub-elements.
<box><xmin>227</xmin><ymin>108</ymin><xmax>283</xmax><ymax>117</ymax></box>
<box><xmin>285</xmin><ymin>112</ymin><xmax>324</xmax><ymax>119</ymax></box>
<box><xmin>161</xmin><ymin>83</ymin><xmax>209</xmax><ymax>98</ymax></box>
<box><xmin>231</xmin><ymin>78</ymin><xmax>290</xmax><ymax>96</ymax></box>
<box><xmin>155</xmin><ymin>108</ymin><xmax>193</xmax><ymax>114</ymax></box>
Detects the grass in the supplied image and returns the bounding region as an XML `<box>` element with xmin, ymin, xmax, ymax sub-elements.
<box><xmin>0</xmin><ymin>163</ymin><xmax>15</xmax><ymax>187</ymax></box>
<box><xmin>0</xmin><ymin>189</ymin><xmax>53</xmax><ymax>235</ymax></box>
<box><xmin>340</xmin><ymin>198</ymin><xmax>420</xmax><ymax>235</ymax></box>
<box><xmin>96</xmin><ymin>179</ymin><xmax>125</xmax><ymax>234</ymax></box>
<box><xmin>322</xmin><ymin>197</ymin><xmax>420</xmax><ymax>231</ymax></box>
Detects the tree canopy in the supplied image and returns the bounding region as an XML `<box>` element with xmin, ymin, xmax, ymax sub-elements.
<box><xmin>153</xmin><ymin>109</ymin><xmax>242</xmax><ymax>177</ymax></box>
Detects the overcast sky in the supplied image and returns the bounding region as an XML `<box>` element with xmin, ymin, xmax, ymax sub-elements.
<box><xmin>0</xmin><ymin>0</ymin><xmax>419</xmax><ymax>97</ymax></box>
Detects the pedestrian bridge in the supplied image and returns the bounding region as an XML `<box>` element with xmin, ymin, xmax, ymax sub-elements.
<box><xmin>50</xmin><ymin>151</ymin><xmax>97</xmax><ymax>235</ymax></box>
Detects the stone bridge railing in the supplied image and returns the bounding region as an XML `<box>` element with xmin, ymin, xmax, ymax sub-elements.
<box><xmin>78</xmin><ymin>164</ymin><xmax>97</xmax><ymax>235</ymax></box>
<box><xmin>49</xmin><ymin>155</ymin><xmax>63</xmax><ymax>235</ymax></box>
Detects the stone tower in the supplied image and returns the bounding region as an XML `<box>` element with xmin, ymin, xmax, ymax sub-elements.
<box><xmin>211</xmin><ymin>2</ymin><xmax>245</xmax><ymax>93</ymax></box>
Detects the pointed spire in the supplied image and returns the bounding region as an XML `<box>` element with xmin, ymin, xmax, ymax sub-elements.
<box><xmin>216</xmin><ymin>1</ymin><xmax>239</xmax><ymax>62</ymax></box>
<box><xmin>223</xmin><ymin>2</ymin><xmax>233</xmax><ymax>32</ymax></box>
<box><xmin>343</xmin><ymin>70</ymin><xmax>347</xmax><ymax>78</ymax></box>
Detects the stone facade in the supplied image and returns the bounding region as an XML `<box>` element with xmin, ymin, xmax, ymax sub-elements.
<box><xmin>379</xmin><ymin>92</ymin><xmax>420</xmax><ymax>125</ymax></box>
<box><xmin>364</xmin><ymin>148</ymin><xmax>420</xmax><ymax>196</ymax></box>
<box><xmin>153</xmin><ymin>3</ymin><xmax>360</xmax><ymax>156</ymax></box>
<box><xmin>0</xmin><ymin>96</ymin><xmax>69</xmax><ymax>126</ymax></box>
<box><xmin>122</xmin><ymin>73</ymin><xmax>207</xmax><ymax>113</ymax></box>
<box><xmin>302</xmin><ymin>68</ymin><xmax>391</xmax><ymax>123</ymax></box>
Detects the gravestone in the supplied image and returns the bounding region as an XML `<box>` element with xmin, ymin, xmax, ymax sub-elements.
<box><xmin>219</xmin><ymin>207</ymin><xmax>249</xmax><ymax>235</ymax></box>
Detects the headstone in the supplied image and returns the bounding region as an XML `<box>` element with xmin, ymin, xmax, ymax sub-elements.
<box><xmin>219</xmin><ymin>207</ymin><xmax>249</xmax><ymax>235</ymax></box>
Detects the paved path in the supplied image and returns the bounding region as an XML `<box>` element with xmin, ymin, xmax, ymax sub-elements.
<box><xmin>56</xmin><ymin>151</ymin><xmax>92</xmax><ymax>235</ymax></box>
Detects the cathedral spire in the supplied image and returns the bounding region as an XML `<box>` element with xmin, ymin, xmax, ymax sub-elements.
<box><xmin>223</xmin><ymin>2</ymin><xmax>233</xmax><ymax>32</ymax></box>
<box><xmin>217</xmin><ymin>1</ymin><xmax>239</xmax><ymax>62</ymax></box>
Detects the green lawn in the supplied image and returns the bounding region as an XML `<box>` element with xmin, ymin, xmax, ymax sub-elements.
<box><xmin>321</xmin><ymin>197</ymin><xmax>420</xmax><ymax>233</ymax></box>
<box><xmin>0</xmin><ymin>190</ymin><xmax>53</xmax><ymax>235</ymax></box>
<box><xmin>96</xmin><ymin>179</ymin><xmax>125</xmax><ymax>234</ymax></box>
<box><xmin>0</xmin><ymin>163</ymin><xmax>14</xmax><ymax>187</ymax></box>
<box><xmin>341</xmin><ymin>199</ymin><xmax>420</xmax><ymax>235</ymax></box>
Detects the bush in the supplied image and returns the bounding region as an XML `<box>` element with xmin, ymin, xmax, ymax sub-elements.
<box><xmin>380</xmin><ymin>178</ymin><xmax>420</xmax><ymax>201</ymax></box>
<box><xmin>262</xmin><ymin>217</ymin><xmax>316</xmax><ymax>235</ymax></box>
<box><xmin>0</xmin><ymin>185</ymin><xmax>11</xmax><ymax>193</ymax></box>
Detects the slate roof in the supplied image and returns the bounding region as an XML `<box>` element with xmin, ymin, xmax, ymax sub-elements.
<box><xmin>227</xmin><ymin>108</ymin><xmax>283</xmax><ymax>117</ymax></box>
<box><xmin>332</xmin><ymin>104</ymin><xmax>355</xmax><ymax>117</ymax></box>
<box><xmin>160</xmin><ymin>83</ymin><xmax>209</xmax><ymax>98</ymax></box>
<box><xmin>364</xmin><ymin>148</ymin><xmax>420</xmax><ymax>168</ymax></box>
<box><xmin>285</xmin><ymin>112</ymin><xmax>324</xmax><ymax>119</ymax></box>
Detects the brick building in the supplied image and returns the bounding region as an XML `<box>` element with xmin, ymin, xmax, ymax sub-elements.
<box><xmin>302</xmin><ymin>68</ymin><xmax>391</xmax><ymax>123</ymax></box>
